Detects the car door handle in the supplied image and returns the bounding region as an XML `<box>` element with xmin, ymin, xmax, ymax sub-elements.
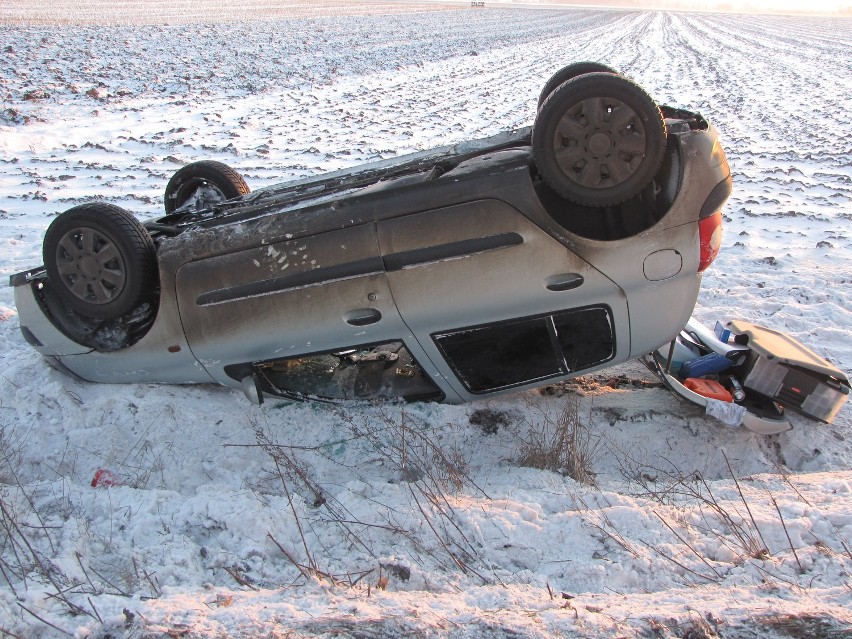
<box><xmin>344</xmin><ymin>308</ymin><xmax>383</xmax><ymax>326</ymax></box>
<box><xmin>545</xmin><ymin>273</ymin><xmax>584</xmax><ymax>292</ymax></box>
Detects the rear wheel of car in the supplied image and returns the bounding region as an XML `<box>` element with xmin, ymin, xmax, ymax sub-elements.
<box><xmin>163</xmin><ymin>160</ymin><xmax>250</xmax><ymax>213</ymax></box>
<box><xmin>537</xmin><ymin>61</ymin><xmax>618</xmax><ymax>109</ymax></box>
<box><xmin>532</xmin><ymin>73</ymin><xmax>666</xmax><ymax>207</ymax></box>
<box><xmin>43</xmin><ymin>202</ymin><xmax>157</xmax><ymax>319</ymax></box>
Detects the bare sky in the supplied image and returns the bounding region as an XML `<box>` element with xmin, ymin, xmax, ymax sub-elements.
<box><xmin>699</xmin><ymin>0</ymin><xmax>845</xmax><ymax>12</ymax></box>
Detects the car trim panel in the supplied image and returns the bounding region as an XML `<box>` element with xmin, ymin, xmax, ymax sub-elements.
<box><xmin>382</xmin><ymin>232</ymin><xmax>524</xmax><ymax>272</ymax></box>
<box><xmin>195</xmin><ymin>232</ymin><xmax>525</xmax><ymax>306</ymax></box>
<box><xmin>196</xmin><ymin>256</ymin><xmax>385</xmax><ymax>306</ymax></box>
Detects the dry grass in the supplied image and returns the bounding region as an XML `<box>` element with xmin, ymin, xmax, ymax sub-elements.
<box><xmin>514</xmin><ymin>397</ymin><xmax>598</xmax><ymax>485</ymax></box>
<box><xmin>620</xmin><ymin>455</ymin><xmax>773</xmax><ymax>564</ymax></box>
<box><xmin>249</xmin><ymin>407</ymin><xmax>495</xmax><ymax>589</ymax></box>
<box><xmin>755</xmin><ymin>613</ymin><xmax>852</xmax><ymax>639</ymax></box>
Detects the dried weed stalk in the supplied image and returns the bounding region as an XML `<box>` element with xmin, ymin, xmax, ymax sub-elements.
<box><xmin>249</xmin><ymin>406</ymin><xmax>496</xmax><ymax>588</ymax></box>
<box><xmin>515</xmin><ymin>396</ymin><xmax>598</xmax><ymax>485</ymax></box>
<box><xmin>0</xmin><ymin>422</ymin><xmax>161</xmax><ymax>635</ymax></box>
<box><xmin>339</xmin><ymin>408</ymin><xmax>495</xmax><ymax>582</ymax></box>
<box><xmin>0</xmin><ymin>476</ymin><xmax>97</xmax><ymax>633</ymax></box>
<box><xmin>755</xmin><ymin>612</ymin><xmax>852</xmax><ymax>639</ymax></box>
<box><xmin>338</xmin><ymin>408</ymin><xmax>481</xmax><ymax>494</ymax></box>
<box><xmin>611</xmin><ymin>445</ymin><xmax>769</xmax><ymax>563</ymax></box>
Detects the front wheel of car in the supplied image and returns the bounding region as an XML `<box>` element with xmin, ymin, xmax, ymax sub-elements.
<box><xmin>43</xmin><ymin>202</ymin><xmax>157</xmax><ymax>319</ymax></box>
<box><xmin>533</xmin><ymin>73</ymin><xmax>667</xmax><ymax>208</ymax></box>
<box><xmin>163</xmin><ymin>160</ymin><xmax>250</xmax><ymax>213</ymax></box>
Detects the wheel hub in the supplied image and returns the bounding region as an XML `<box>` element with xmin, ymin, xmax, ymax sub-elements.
<box><xmin>56</xmin><ymin>226</ymin><xmax>126</xmax><ymax>304</ymax></box>
<box><xmin>552</xmin><ymin>97</ymin><xmax>648</xmax><ymax>190</ymax></box>
<box><xmin>587</xmin><ymin>131</ymin><xmax>613</xmax><ymax>156</ymax></box>
<box><xmin>79</xmin><ymin>255</ymin><xmax>101</xmax><ymax>279</ymax></box>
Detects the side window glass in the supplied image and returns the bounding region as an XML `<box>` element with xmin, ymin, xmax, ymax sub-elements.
<box><xmin>434</xmin><ymin>306</ymin><xmax>614</xmax><ymax>394</ymax></box>
<box><xmin>434</xmin><ymin>317</ymin><xmax>563</xmax><ymax>393</ymax></box>
<box><xmin>254</xmin><ymin>341</ymin><xmax>443</xmax><ymax>402</ymax></box>
<box><xmin>553</xmin><ymin>306</ymin><xmax>614</xmax><ymax>371</ymax></box>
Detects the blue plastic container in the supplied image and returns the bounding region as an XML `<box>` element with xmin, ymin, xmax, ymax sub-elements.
<box><xmin>678</xmin><ymin>352</ymin><xmax>733</xmax><ymax>379</ymax></box>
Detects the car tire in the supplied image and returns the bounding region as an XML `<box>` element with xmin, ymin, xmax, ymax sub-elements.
<box><xmin>537</xmin><ymin>61</ymin><xmax>618</xmax><ymax>109</ymax></box>
<box><xmin>163</xmin><ymin>160</ymin><xmax>250</xmax><ymax>213</ymax></box>
<box><xmin>43</xmin><ymin>202</ymin><xmax>157</xmax><ymax>319</ymax></box>
<box><xmin>532</xmin><ymin>72</ymin><xmax>666</xmax><ymax>208</ymax></box>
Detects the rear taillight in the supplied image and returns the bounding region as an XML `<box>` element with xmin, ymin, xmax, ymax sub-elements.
<box><xmin>698</xmin><ymin>211</ymin><xmax>723</xmax><ymax>272</ymax></box>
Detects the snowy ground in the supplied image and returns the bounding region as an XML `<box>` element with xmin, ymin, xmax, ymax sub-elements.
<box><xmin>0</xmin><ymin>0</ymin><xmax>461</xmax><ymax>25</ymax></box>
<box><xmin>1</xmin><ymin>5</ymin><xmax>851</xmax><ymax>638</ymax></box>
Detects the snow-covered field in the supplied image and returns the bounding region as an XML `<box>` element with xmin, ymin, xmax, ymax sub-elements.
<box><xmin>1</xmin><ymin>5</ymin><xmax>851</xmax><ymax>638</ymax></box>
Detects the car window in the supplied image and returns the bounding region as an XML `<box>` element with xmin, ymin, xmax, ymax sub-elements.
<box><xmin>254</xmin><ymin>340</ymin><xmax>443</xmax><ymax>402</ymax></box>
<box><xmin>553</xmin><ymin>306</ymin><xmax>615</xmax><ymax>371</ymax></box>
<box><xmin>434</xmin><ymin>316</ymin><xmax>562</xmax><ymax>392</ymax></box>
<box><xmin>433</xmin><ymin>306</ymin><xmax>614</xmax><ymax>393</ymax></box>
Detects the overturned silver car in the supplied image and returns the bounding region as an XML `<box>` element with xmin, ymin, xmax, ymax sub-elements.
<box><xmin>11</xmin><ymin>64</ymin><xmax>731</xmax><ymax>404</ymax></box>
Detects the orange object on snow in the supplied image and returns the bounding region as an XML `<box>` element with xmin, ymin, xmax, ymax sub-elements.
<box><xmin>683</xmin><ymin>378</ymin><xmax>733</xmax><ymax>402</ymax></box>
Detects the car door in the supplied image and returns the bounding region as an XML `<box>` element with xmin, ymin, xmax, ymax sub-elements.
<box><xmin>174</xmin><ymin>223</ymin><xmax>454</xmax><ymax>398</ymax></box>
<box><xmin>377</xmin><ymin>200</ymin><xmax>630</xmax><ymax>400</ymax></box>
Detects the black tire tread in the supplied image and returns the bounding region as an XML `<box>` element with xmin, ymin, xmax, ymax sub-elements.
<box><xmin>537</xmin><ymin>61</ymin><xmax>619</xmax><ymax>109</ymax></box>
<box><xmin>164</xmin><ymin>160</ymin><xmax>250</xmax><ymax>213</ymax></box>
<box><xmin>43</xmin><ymin>202</ymin><xmax>157</xmax><ymax>319</ymax></box>
<box><xmin>532</xmin><ymin>73</ymin><xmax>666</xmax><ymax>207</ymax></box>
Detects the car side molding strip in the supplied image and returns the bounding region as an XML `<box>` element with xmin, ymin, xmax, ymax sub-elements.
<box><xmin>382</xmin><ymin>232</ymin><xmax>523</xmax><ymax>272</ymax></box>
<box><xmin>196</xmin><ymin>256</ymin><xmax>385</xmax><ymax>306</ymax></box>
<box><xmin>197</xmin><ymin>232</ymin><xmax>525</xmax><ymax>306</ymax></box>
